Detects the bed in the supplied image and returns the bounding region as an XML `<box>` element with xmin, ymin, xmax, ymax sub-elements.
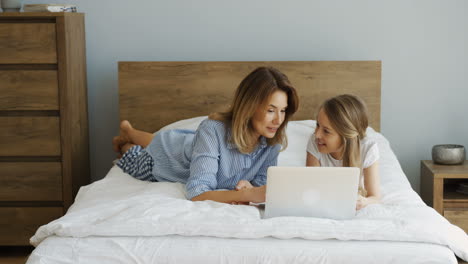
<box><xmin>26</xmin><ymin>61</ymin><xmax>468</xmax><ymax>264</ymax></box>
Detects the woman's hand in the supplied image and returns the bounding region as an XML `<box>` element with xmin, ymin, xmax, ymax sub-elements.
<box><xmin>193</xmin><ymin>185</ymin><xmax>266</xmax><ymax>205</ymax></box>
<box><xmin>231</xmin><ymin>185</ymin><xmax>266</xmax><ymax>205</ymax></box>
<box><xmin>231</xmin><ymin>180</ymin><xmax>256</xmax><ymax>205</ymax></box>
<box><xmin>235</xmin><ymin>180</ymin><xmax>254</xmax><ymax>190</ymax></box>
<box><xmin>244</xmin><ymin>185</ymin><xmax>266</xmax><ymax>204</ymax></box>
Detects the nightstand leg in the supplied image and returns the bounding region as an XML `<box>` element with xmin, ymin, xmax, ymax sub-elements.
<box><xmin>433</xmin><ymin>178</ymin><xmax>444</xmax><ymax>215</ymax></box>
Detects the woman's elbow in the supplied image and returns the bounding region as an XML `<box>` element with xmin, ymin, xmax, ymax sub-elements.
<box><xmin>190</xmin><ymin>194</ymin><xmax>204</xmax><ymax>201</ymax></box>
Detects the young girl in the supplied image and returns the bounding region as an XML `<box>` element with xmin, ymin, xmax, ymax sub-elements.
<box><xmin>306</xmin><ymin>94</ymin><xmax>380</xmax><ymax>210</ymax></box>
<box><xmin>113</xmin><ymin>67</ymin><xmax>299</xmax><ymax>204</ymax></box>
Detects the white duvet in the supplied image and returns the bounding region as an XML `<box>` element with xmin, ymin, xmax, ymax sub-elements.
<box><xmin>30</xmin><ymin>119</ymin><xmax>468</xmax><ymax>261</ymax></box>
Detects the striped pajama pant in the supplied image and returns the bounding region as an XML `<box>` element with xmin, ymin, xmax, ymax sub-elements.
<box><xmin>116</xmin><ymin>145</ymin><xmax>156</xmax><ymax>182</ymax></box>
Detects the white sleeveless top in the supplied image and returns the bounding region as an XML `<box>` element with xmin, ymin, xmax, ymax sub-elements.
<box><xmin>306</xmin><ymin>134</ymin><xmax>379</xmax><ymax>194</ymax></box>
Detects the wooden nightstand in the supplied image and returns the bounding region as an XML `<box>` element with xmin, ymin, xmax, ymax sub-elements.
<box><xmin>421</xmin><ymin>160</ymin><xmax>468</xmax><ymax>233</ymax></box>
<box><xmin>0</xmin><ymin>13</ymin><xmax>90</xmax><ymax>245</ymax></box>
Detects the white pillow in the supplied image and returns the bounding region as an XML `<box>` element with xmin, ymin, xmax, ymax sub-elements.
<box><xmin>149</xmin><ymin>118</ymin><xmax>411</xmax><ymax>190</ymax></box>
<box><xmin>156</xmin><ymin>116</ymin><xmax>315</xmax><ymax>167</ymax></box>
<box><xmin>156</xmin><ymin>116</ymin><xmax>208</xmax><ymax>134</ymax></box>
<box><xmin>278</xmin><ymin>120</ymin><xmax>315</xmax><ymax>167</ymax></box>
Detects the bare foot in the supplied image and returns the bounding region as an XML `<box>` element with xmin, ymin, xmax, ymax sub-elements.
<box><xmin>112</xmin><ymin>120</ymin><xmax>133</xmax><ymax>153</ymax></box>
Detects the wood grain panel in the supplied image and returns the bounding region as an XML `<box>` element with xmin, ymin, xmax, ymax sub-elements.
<box><xmin>0</xmin><ymin>13</ymin><xmax>89</xmax><ymax>246</ymax></box>
<box><xmin>426</xmin><ymin>160</ymin><xmax>468</xmax><ymax>178</ymax></box>
<box><xmin>444</xmin><ymin>210</ymin><xmax>468</xmax><ymax>233</ymax></box>
<box><xmin>0</xmin><ymin>70</ymin><xmax>58</xmax><ymax>110</ymax></box>
<box><xmin>0</xmin><ymin>116</ymin><xmax>61</xmax><ymax>156</ymax></box>
<box><xmin>420</xmin><ymin>161</ymin><xmax>435</xmax><ymax>207</ymax></box>
<box><xmin>56</xmin><ymin>14</ymin><xmax>90</xmax><ymax>209</ymax></box>
<box><xmin>0</xmin><ymin>23</ymin><xmax>57</xmax><ymax>64</ymax></box>
<box><xmin>119</xmin><ymin>61</ymin><xmax>381</xmax><ymax>133</ymax></box>
<box><xmin>444</xmin><ymin>201</ymin><xmax>468</xmax><ymax>209</ymax></box>
<box><xmin>0</xmin><ymin>207</ymin><xmax>62</xmax><ymax>245</ymax></box>
<box><xmin>0</xmin><ymin>162</ymin><xmax>62</xmax><ymax>201</ymax></box>
<box><xmin>433</xmin><ymin>178</ymin><xmax>444</xmax><ymax>214</ymax></box>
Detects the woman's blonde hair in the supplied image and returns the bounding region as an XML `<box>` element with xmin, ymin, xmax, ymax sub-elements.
<box><xmin>210</xmin><ymin>67</ymin><xmax>299</xmax><ymax>153</ymax></box>
<box><xmin>321</xmin><ymin>94</ymin><xmax>369</xmax><ymax>169</ymax></box>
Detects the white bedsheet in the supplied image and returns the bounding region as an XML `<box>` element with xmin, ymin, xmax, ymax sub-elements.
<box><xmin>28</xmin><ymin>236</ymin><xmax>458</xmax><ymax>264</ymax></box>
<box><xmin>28</xmin><ymin>120</ymin><xmax>468</xmax><ymax>262</ymax></box>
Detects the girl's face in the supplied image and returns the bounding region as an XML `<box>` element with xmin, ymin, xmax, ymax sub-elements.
<box><xmin>315</xmin><ymin>108</ymin><xmax>343</xmax><ymax>159</ymax></box>
<box><xmin>251</xmin><ymin>90</ymin><xmax>288</xmax><ymax>139</ymax></box>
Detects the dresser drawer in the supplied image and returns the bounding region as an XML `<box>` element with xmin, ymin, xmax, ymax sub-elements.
<box><xmin>0</xmin><ymin>116</ymin><xmax>61</xmax><ymax>156</ymax></box>
<box><xmin>0</xmin><ymin>23</ymin><xmax>57</xmax><ymax>64</ymax></box>
<box><xmin>444</xmin><ymin>210</ymin><xmax>468</xmax><ymax>233</ymax></box>
<box><xmin>444</xmin><ymin>201</ymin><xmax>468</xmax><ymax>209</ymax></box>
<box><xmin>0</xmin><ymin>162</ymin><xmax>62</xmax><ymax>201</ymax></box>
<box><xmin>0</xmin><ymin>70</ymin><xmax>59</xmax><ymax>110</ymax></box>
<box><xmin>0</xmin><ymin>207</ymin><xmax>63</xmax><ymax>245</ymax></box>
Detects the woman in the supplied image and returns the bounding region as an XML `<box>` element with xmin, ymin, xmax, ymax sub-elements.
<box><xmin>113</xmin><ymin>66</ymin><xmax>299</xmax><ymax>204</ymax></box>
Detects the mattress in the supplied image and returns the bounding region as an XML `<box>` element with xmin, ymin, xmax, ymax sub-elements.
<box><xmin>28</xmin><ymin>235</ymin><xmax>457</xmax><ymax>264</ymax></box>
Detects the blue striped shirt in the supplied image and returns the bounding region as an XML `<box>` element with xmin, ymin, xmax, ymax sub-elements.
<box><xmin>145</xmin><ymin>119</ymin><xmax>280</xmax><ymax>199</ymax></box>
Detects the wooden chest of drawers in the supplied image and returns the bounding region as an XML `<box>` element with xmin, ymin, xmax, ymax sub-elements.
<box><xmin>0</xmin><ymin>13</ymin><xmax>90</xmax><ymax>245</ymax></box>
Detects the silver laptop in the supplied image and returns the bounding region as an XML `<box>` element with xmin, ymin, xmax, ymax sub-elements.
<box><xmin>264</xmin><ymin>166</ymin><xmax>360</xmax><ymax>220</ymax></box>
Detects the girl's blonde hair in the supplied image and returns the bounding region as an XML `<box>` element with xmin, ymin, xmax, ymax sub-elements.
<box><xmin>321</xmin><ymin>94</ymin><xmax>369</xmax><ymax>169</ymax></box>
<box><xmin>210</xmin><ymin>67</ymin><xmax>299</xmax><ymax>153</ymax></box>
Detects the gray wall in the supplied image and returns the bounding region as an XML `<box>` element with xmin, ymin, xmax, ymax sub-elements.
<box><xmin>23</xmin><ymin>0</ymin><xmax>468</xmax><ymax>193</ymax></box>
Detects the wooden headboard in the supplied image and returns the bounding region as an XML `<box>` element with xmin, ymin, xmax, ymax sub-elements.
<box><xmin>119</xmin><ymin>61</ymin><xmax>381</xmax><ymax>132</ymax></box>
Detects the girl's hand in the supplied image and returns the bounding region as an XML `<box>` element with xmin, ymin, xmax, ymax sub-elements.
<box><xmin>235</xmin><ymin>180</ymin><xmax>254</xmax><ymax>191</ymax></box>
<box><xmin>356</xmin><ymin>195</ymin><xmax>368</xmax><ymax>210</ymax></box>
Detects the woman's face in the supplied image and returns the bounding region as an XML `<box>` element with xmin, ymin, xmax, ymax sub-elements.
<box><xmin>251</xmin><ymin>90</ymin><xmax>288</xmax><ymax>139</ymax></box>
<box><xmin>315</xmin><ymin>108</ymin><xmax>343</xmax><ymax>159</ymax></box>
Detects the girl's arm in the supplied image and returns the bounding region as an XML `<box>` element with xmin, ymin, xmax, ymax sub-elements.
<box><xmin>306</xmin><ymin>152</ymin><xmax>321</xmax><ymax>167</ymax></box>
<box><xmin>357</xmin><ymin>161</ymin><xmax>381</xmax><ymax>209</ymax></box>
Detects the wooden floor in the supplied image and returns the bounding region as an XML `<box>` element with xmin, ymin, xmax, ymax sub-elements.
<box><xmin>0</xmin><ymin>247</ymin><xmax>32</xmax><ymax>264</ymax></box>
